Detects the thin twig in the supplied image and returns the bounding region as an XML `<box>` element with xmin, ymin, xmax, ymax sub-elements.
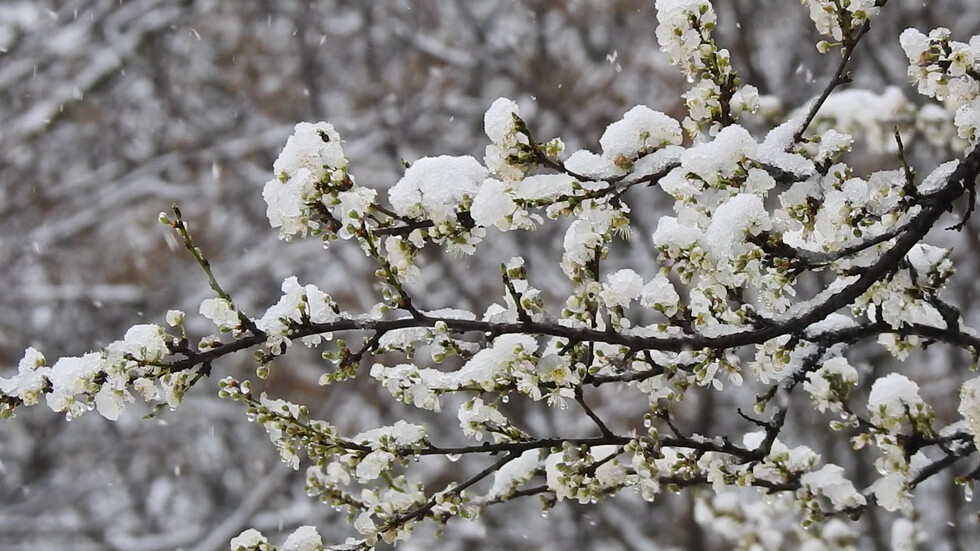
<box><xmin>575</xmin><ymin>387</ymin><xmax>614</xmax><ymax>437</ymax></box>
<box><xmin>169</xmin><ymin>205</ymin><xmax>263</xmax><ymax>337</ymax></box>
<box><xmin>793</xmin><ymin>20</ymin><xmax>872</xmax><ymax>143</ymax></box>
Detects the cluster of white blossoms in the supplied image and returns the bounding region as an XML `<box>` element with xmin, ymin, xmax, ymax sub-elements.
<box><xmin>654</xmin><ymin>0</ymin><xmax>718</xmax><ymax>79</ymax></box>
<box><xmin>802</xmin><ymin>0</ymin><xmax>879</xmax><ymax>49</ymax></box>
<box><xmin>803</xmin><ymin>356</ymin><xmax>859</xmax><ymax>414</ymax></box>
<box><xmin>0</xmin><ymin>323</ymin><xmax>192</xmax><ymax>421</ymax></box>
<box><xmin>482</xmin><ymin>97</ymin><xmax>532</xmax><ymax>181</ymax></box>
<box><xmin>655</xmin><ymin>0</ymin><xmax>759</xmax><ymax>137</ymax></box>
<box><xmin>8</xmin><ymin>2</ymin><xmax>980</xmax><ymax>550</ymax></box>
<box><xmin>598</xmin><ymin>105</ymin><xmax>684</xmax><ymax>171</ymax></box>
<box><xmin>959</xmin><ymin>376</ymin><xmax>980</xmax><ymax>453</ymax></box>
<box><xmin>230</xmin><ymin>526</ymin><xmax>323</xmax><ymax>551</ymax></box>
<box><xmin>263</xmin><ymin>122</ymin><xmax>370</xmax><ymax>241</ymax></box>
<box><xmin>853</xmin><ymin>373</ymin><xmax>935</xmax><ymax>513</ymax></box>
<box><xmin>900</xmin><ymin>27</ymin><xmax>980</xmax><ymax>145</ymax></box>
<box><xmin>255</xmin><ymin>276</ymin><xmax>341</xmax><ymax>354</ymax></box>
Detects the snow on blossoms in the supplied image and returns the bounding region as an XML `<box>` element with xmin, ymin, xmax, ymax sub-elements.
<box><xmin>960</xmin><ymin>377</ymin><xmax>980</xmax><ymax>451</ymax></box>
<box><xmin>8</xmin><ymin>5</ymin><xmax>980</xmax><ymax>549</ymax></box>
<box><xmin>483</xmin><ymin>97</ymin><xmax>528</xmax><ymax>181</ymax></box>
<box><xmin>654</xmin><ymin>0</ymin><xmax>717</xmax><ymax>78</ymax></box>
<box><xmin>651</xmin><ymin>125</ymin><xmax>782</xmax><ymax>317</ymax></box>
<box><xmin>257</xmin><ymin>276</ymin><xmax>340</xmax><ymax>351</ymax></box>
<box><xmin>599</xmin><ymin>105</ymin><xmax>683</xmax><ymax>168</ymax></box>
<box><xmin>389</xmin><ymin>155</ymin><xmax>486</xmax><ymax>224</ymax></box>
<box><xmin>802</xmin><ymin>0</ymin><xmax>879</xmax><ymax>44</ymax></box>
<box><xmin>654</xmin><ymin>0</ymin><xmax>758</xmax><ymax>135</ymax></box>
<box><xmin>262</xmin><ymin>121</ymin><xmax>378</xmax><ymax>241</ymax></box>
<box><xmin>2</xmin><ymin>324</ymin><xmax>177</xmax><ymax>421</ymax></box>
<box><xmin>900</xmin><ymin>27</ymin><xmax>980</xmax><ymax>146</ymax></box>
<box><xmin>388</xmin><ymin>154</ymin><xmax>489</xmax><ymax>255</ymax></box>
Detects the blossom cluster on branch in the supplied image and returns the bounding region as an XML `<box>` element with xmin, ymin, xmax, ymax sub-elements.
<box><xmin>3</xmin><ymin>0</ymin><xmax>980</xmax><ymax>549</ymax></box>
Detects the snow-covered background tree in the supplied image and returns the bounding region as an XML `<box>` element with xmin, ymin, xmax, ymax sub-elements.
<box><xmin>2</xmin><ymin>0</ymin><xmax>980</xmax><ymax>549</ymax></box>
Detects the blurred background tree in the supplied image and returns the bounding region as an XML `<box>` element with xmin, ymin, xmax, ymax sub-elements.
<box><xmin>1</xmin><ymin>1</ymin><xmax>978</xmax><ymax>549</ymax></box>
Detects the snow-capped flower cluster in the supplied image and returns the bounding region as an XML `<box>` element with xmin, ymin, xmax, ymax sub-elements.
<box><xmin>449</xmin><ymin>334</ymin><xmax>539</xmax><ymax>394</ymax></box>
<box><xmin>599</xmin><ymin>105</ymin><xmax>682</xmax><ymax>169</ymax></box>
<box><xmin>873</xmin><ymin>473</ymin><xmax>913</xmax><ymax>514</ymax></box>
<box><xmin>458</xmin><ymin>397</ymin><xmax>511</xmax><ymax>441</ymax></box>
<box><xmin>0</xmin><ymin>323</ymin><xmax>188</xmax><ymax>421</ymax></box>
<box><xmin>799</xmin><ymin>464</ymin><xmax>866</xmax><ymax>512</ymax></box>
<box><xmin>200</xmin><ymin>297</ymin><xmax>240</xmax><ymax>333</ymax></box>
<box><xmin>98</xmin><ymin>326</ymin><xmax>170</xmax><ymax>418</ymax></box>
<box><xmin>382</xmin><ymin>236</ymin><xmax>421</xmax><ymax>283</ymax></box>
<box><xmin>655</xmin><ymin>0</ymin><xmax>758</xmax><ymax>135</ymax></box>
<box><xmin>274</xmin><ymin>122</ymin><xmax>346</xmax><ymax>182</ymax></box>
<box><xmin>0</xmin><ymin>347</ymin><xmax>48</xmax><ymax>414</ymax></box>
<box><xmin>867</xmin><ymin>373</ymin><xmax>932</xmax><ymax>436</ymax></box>
<box><xmin>263</xmin><ymin>122</ymin><xmax>354</xmax><ymax>240</ymax></box>
<box><xmin>370</xmin><ymin>362</ymin><xmax>447</xmax><ymax>411</ymax></box>
<box><xmin>560</xmin><ymin>201</ymin><xmax>630</xmax><ymax>284</ymax></box>
<box><xmin>388</xmin><ymin>155</ymin><xmax>489</xmax><ymax>254</ymax></box>
<box><xmin>651</xmin><ymin>123</ymin><xmax>792</xmax><ymax>323</ymax></box>
<box><xmin>683</xmin><ymin>69</ymin><xmax>759</xmax><ymax>136</ymax></box>
<box><xmin>489</xmin><ymin>449</ymin><xmax>542</xmax><ymax>498</ymax></box>
<box><xmin>471</xmin><ymin>178</ymin><xmax>520</xmax><ymax>230</ymax></box>
<box><xmin>484</xmin><ymin>97</ymin><xmax>532</xmax><ymax>181</ymax></box>
<box><xmin>639</xmin><ymin>274</ymin><xmax>681</xmax><ymax>317</ymax></box>
<box><xmin>353</xmin><ymin>420</ymin><xmax>428</xmax><ymax>451</ymax></box>
<box><xmin>599</xmin><ymin>269</ymin><xmax>644</xmax><ymax>309</ymax></box>
<box><xmin>230</xmin><ymin>526</ymin><xmax>326</xmax><ymax>551</ymax></box>
<box><xmin>470</xmin><ymin>173</ymin><xmax>576</xmax><ymax>232</ymax></box>
<box><xmin>389</xmin><ymin>156</ymin><xmax>485</xmax><ymax>224</ymax></box>
<box><xmin>229</xmin><ymin>528</ymin><xmax>274</xmax><ymax>551</ymax></box>
<box><xmin>901</xmin><ymin>28</ymin><xmax>980</xmax><ymax>145</ymax></box>
<box><xmin>802</xmin><ymin>0</ymin><xmax>879</xmax><ymax>46</ymax></box>
<box><xmin>749</xmin><ymin>436</ymin><xmax>819</xmax><ymax>486</ymax></box>
<box><xmin>853</xmin><ymin>244</ymin><xmax>952</xmax><ymax>332</ymax></box>
<box><xmin>353</xmin><ymin>479</ymin><xmax>427</xmax><ymax>545</ymax></box>
<box><xmin>263</xmin><ymin>168</ymin><xmax>319</xmax><ymax>239</ymax></box>
<box><xmin>803</xmin><ymin>356</ymin><xmax>859</xmax><ymax>414</ymax></box>
<box><xmin>655</xmin><ymin>0</ymin><xmax>717</xmax><ymax>79</ymax></box>
<box><xmin>959</xmin><ymin>376</ymin><xmax>980</xmax><ymax>451</ymax></box>
<box><xmin>256</xmin><ymin>277</ymin><xmax>340</xmax><ymax>352</ymax></box>
<box><xmin>857</xmin><ymin>374</ymin><xmax>932</xmax><ymax>510</ymax></box>
<box><xmin>545</xmin><ymin>444</ymin><xmax>625</xmax><ymax>504</ymax></box>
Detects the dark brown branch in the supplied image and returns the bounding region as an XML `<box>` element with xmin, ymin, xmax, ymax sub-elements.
<box><xmin>575</xmin><ymin>387</ymin><xmax>614</xmax><ymax>438</ymax></box>
<box><xmin>384</xmin><ymin>452</ymin><xmax>520</xmax><ymax>529</ymax></box>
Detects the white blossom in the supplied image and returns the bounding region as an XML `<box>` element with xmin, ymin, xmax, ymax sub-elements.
<box><xmin>230</xmin><ymin>529</ymin><xmax>269</xmax><ymax>550</ymax></box>
<box><xmin>263</xmin><ymin>168</ymin><xmax>318</xmax><ymax>239</ymax></box>
<box><xmin>600</xmin><ymin>269</ymin><xmax>644</xmax><ymax>308</ymax></box>
<box><xmin>471</xmin><ymin>178</ymin><xmax>517</xmax><ymax>229</ymax></box>
<box><xmin>389</xmin><ymin>155</ymin><xmax>487</xmax><ymax>223</ymax></box>
<box><xmin>0</xmin><ymin>347</ymin><xmax>49</xmax><ymax>407</ymax></box>
<box><xmin>200</xmin><ymin>297</ymin><xmax>239</xmax><ymax>332</ymax></box>
<box><xmin>273</xmin><ymin>121</ymin><xmax>346</xmax><ymax>182</ymax></box>
<box><xmin>867</xmin><ymin>373</ymin><xmax>931</xmax><ymax>434</ymax></box>
<box><xmin>282</xmin><ymin>526</ymin><xmax>323</xmax><ymax>551</ymax></box>
<box><xmin>873</xmin><ymin>473</ymin><xmax>912</xmax><ymax>513</ymax></box>
<box><xmin>458</xmin><ymin>397</ymin><xmax>509</xmax><ymax>441</ymax></box>
<box><xmin>799</xmin><ymin>464</ymin><xmax>866</xmax><ymax>510</ymax></box>
<box><xmin>599</xmin><ymin>105</ymin><xmax>682</xmax><ymax>163</ymax></box>
<box><xmin>484</xmin><ymin>97</ymin><xmax>521</xmax><ymax>144</ymax></box>
<box><xmin>959</xmin><ymin>376</ymin><xmax>980</xmax><ymax>450</ymax></box>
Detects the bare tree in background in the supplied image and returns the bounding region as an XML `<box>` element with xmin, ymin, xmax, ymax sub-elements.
<box><xmin>2</xmin><ymin>1</ymin><xmax>980</xmax><ymax>550</ymax></box>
